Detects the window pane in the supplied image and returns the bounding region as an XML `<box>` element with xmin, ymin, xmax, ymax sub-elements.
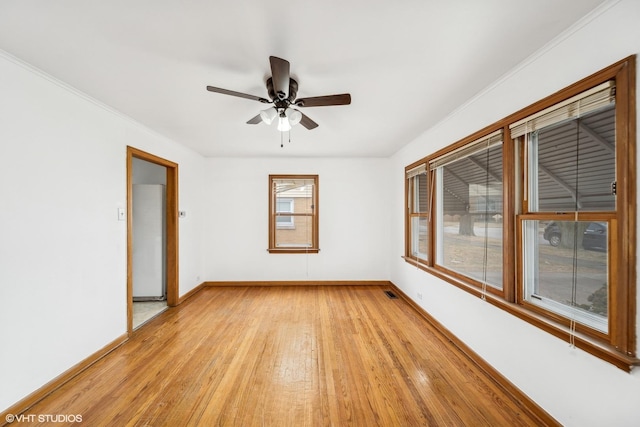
<box><xmin>529</xmin><ymin>104</ymin><xmax>616</xmax><ymax>212</ymax></box>
<box><xmin>411</xmin><ymin>216</ymin><xmax>428</xmax><ymax>259</ymax></box>
<box><xmin>436</xmin><ymin>144</ymin><xmax>503</xmax><ymax>289</ymax></box>
<box><xmin>275</xmin><ymin>180</ymin><xmax>315</xmax><ymax>213</ymax></box>
<box><xmin>413</xmin><ymin>173</ymin><xmax>428</xmax><ymax>213</ymax></box>
<box><xmin>409</xmin><ymin>173</ymin><xmax>429</xmax><ymax>262</ymax></box>
<box><xmin>275</xmin><ymin>215</ymin><xmax>313</xmax><ymax>247</ymax></box>
<box><xmin>294</xmin><ymin>190</ymin><xmax>315</xmax><ymax>215</ymax></box>
<box><xmin>276</xmin><ymin>199</ymin><xmax>293</xmax><ymax>213</ymax></box>
<box><xmin>276</xmin><ymin>215</ymin><xmax>293</xmax><ymax>226</ymax></box>
<box><xmin>522</xmin><ymin>220</ymin><xmax>608</xmax><ymax>332</ymax></box>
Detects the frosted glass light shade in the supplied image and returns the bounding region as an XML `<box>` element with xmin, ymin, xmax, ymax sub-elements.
<box><xmin>286</xmin><ymin>108</ymin><xmax>302</xmax><ymax>126</ymax></box>
<box><xmin>277</xmin><ymin>116</ymin><xmax>291</xmax><ymax>132</ymax></box>
<box><xmin>259</xmin><ymin>107</ymin><xmax>277</xmax><ymax>125</ymax></box>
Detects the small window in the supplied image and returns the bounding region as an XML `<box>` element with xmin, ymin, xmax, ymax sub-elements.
<box><xmin>269</xmin><ymin>175</ymin><xmax>319</xmax><ymax>253</ymax></box>
<box><xmin>406</xmin><ymin>164</ymin><xmax>429</xmax><ymax>262</ymax></box>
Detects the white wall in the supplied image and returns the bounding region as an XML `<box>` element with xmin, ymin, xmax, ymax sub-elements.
<box><xmin>0</xmin><ymin>51</ymin><xmax>205</xmax><ymax>412</ymax></box>
<box><xmin>203</xmin><ymin>157</ymin><xmax>390</xmax><ymax>281</ymax></box>
<box><xmin>389</xmin><ymin>1</ymin><xmax>640</xmax><ymax>426</ymax></box>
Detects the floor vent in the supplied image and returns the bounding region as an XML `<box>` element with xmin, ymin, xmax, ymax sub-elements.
<box><xmin>384</xmin><ymin>290</ymin><xmax>398</xmax><ymax>299</ymax></box>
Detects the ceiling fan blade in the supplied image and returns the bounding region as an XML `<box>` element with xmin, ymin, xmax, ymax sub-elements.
<box><xmin>295</xmin><ymin>93</ymin><xmax>351</xmax><ymax>107</ymax></box>
<box><xmin>269</xmin><ymin>56</ymin><xmax>290</xmax><ymax>100</ymax></box>
<box><xmin>246</xmin><ymin>114</ymin><xmax>262</xmax><ymax>124</ymax></box>
<box><xmin>206</xmin><ymin>86</ymin><xmax>269</xmax><ymax>103</ymax></box>
<box><xmin>299</xmin><ymin>112</ymin><xmax>319</xmax><ymax>130</ymax></box>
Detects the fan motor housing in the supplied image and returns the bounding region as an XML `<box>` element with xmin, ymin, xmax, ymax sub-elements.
<box><xmin>266</xmin><ymin>77</ymin><xmax>298</xmax><ymax>107</ymax></box>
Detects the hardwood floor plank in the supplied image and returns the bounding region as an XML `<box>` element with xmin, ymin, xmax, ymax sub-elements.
<box><xmin>18</xmin><ymin>286</ymin><xmax>551</xmax><ymax>426</ymax></box>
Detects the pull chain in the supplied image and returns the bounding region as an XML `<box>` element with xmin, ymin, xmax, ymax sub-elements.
<box><xmin>280</xmin><ymin>130</ymin><xmax>292</xmax><ymax>148</ymax></box>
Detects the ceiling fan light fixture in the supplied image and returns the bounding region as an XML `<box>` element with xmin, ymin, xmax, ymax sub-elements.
<box><xmin>206</xmin><ymin>56</ymin><xmax>350</xmax><ymax>133</ymax></box>
<box><xmin>277</xmin><ymin>114</ymin><xmax>292</xmax><ymax>132</ymax></box>
<box><xmin>259</xmin><ymin>107</ymin><xmax>277</xmax><ymax>125</ymax></box>
<box><xmin>285</xmin><ymin>108</ymin><xmax>302</xmax><ymax>126</ymax></box>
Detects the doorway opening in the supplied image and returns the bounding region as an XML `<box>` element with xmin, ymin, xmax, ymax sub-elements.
<box><xmin>127</xmin><ymin>147</ymin><xmax>179</xmax><ymax>333</ymax></box>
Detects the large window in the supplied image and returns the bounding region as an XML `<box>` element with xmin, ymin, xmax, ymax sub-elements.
<box><xmin>433</xmin><ymin>131</ymin><xmax>504</xmax><ymax>293</ymax></box>
<box><xmin>269</xmin><ymin>175</ymin><xmax>319</xmax><ymax>253</ymax></box>
<box><xmin>514</xmin><ymin>81</ymin><xmax>616</xmax><ymax>337</ymax></box>
<box><xmin>404</xmin><ymin>56</ymin><xmax>636</xmax><ymax>370</ymax></box>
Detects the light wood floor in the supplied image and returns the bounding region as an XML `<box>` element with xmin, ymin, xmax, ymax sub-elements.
<box><xmin>23</xmin><ymin>286</ymin><xmax>548</xmax><ymax>426</ymax></box>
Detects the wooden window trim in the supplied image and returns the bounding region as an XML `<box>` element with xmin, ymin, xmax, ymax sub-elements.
<box><xmin>268</xmin><ymin>174</ymin><xmax>319</xmax><ymax>253</ymax></box>
<box><xmin>403</xmin><ymin>56</ymin><xmax>637</xmax><ymax>370</ymax></box>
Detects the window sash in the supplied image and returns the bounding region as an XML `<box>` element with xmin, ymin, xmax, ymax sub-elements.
<box><xmin>407</xmin><ymin>167</ymin><xmax>430</xmax><ymax>263</ymax></box>
<box><xmin>409</xmin><ymin>215</ymin><xmax>428</xmax><ymax>260</ymax></box>
<box><xmin>520</xmin><ymin>217</ymin><xmax>611</xmax><ymax>334</ymax></box>
<box><xmin>524</xmin><ymin>107</ymin><xmax>617</xmax><ymax>213</ymax></box>
<box><xmin>434</xmin><ymin>142</ymin><xmax>504</xmax><ymax>290</ymax></box>
<box><xmin>410</xmin><ymin>173</ymin><xmax>428</xmax><ymax>214</ymax></box>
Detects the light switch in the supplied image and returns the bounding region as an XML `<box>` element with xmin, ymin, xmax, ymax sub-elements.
<box><xmin>117</xmin><ymin>208</ymin><xmax>126</xmax><ymax>221</ymax></box>
<box><xmin>179</xmin><ymin>211</ymin><xmax>187</xmax><ymax>218</ymax></box>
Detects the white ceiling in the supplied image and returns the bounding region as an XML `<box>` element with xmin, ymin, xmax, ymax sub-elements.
<box><xmin>0</xmin><ymin>0</ymin><xmax>606</xmax><ymax>158</ymax></box>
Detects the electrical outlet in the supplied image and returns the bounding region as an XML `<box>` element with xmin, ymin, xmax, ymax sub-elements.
<box><xmin>417</xmin><ymin>292</ymin><xmax>423</xmax><ymax>300</ymax></box>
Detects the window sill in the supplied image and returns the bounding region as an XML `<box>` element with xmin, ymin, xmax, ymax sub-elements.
<box><xmin>401</xmin><ymin>256</ymin><xmax>640</xmax><ymax>372</ymax></box>
<box><xmin>268</xmin><ymin>248</ymin><xmax>320</xmax><ymax>254</ymax></box>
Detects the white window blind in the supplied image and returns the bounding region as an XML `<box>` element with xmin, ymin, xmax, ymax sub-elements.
<box><xmin>510</xmin><ymin>80</ymin><xmax>615</xmax><ymax>139</ymax></box>
<box><xmin>429</xmin><ymin>130</ymin><xmax>503</xmax><ymax>171</ymax></box>
<box><xmin>406</xmin><ymin>163</ymin><xmax>426</xmax><ymax>179</ymax></box>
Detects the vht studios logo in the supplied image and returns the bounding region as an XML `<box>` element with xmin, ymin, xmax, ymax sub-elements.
<box><xmin>5</xmin><ymin>413</ymin><xmax>83</xmax><ymax>423</ymax></box>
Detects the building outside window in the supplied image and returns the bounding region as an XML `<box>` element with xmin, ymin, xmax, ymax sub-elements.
<box><xmin>275</xmin><ymin>198</ymin><xmax>294</xmax><ymax>228</ymax></box>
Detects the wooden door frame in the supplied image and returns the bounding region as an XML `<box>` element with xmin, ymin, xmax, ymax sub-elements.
<box><xmin>126</xmin><ymin>146</ymin><xmax>179</xmax><ymax>334</ymax></box>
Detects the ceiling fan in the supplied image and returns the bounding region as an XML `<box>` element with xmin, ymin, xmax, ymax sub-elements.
<box><xmin>206</xmin><ymin>56</ymin><xmax>351</xmax><ymax>131</ymax></box>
